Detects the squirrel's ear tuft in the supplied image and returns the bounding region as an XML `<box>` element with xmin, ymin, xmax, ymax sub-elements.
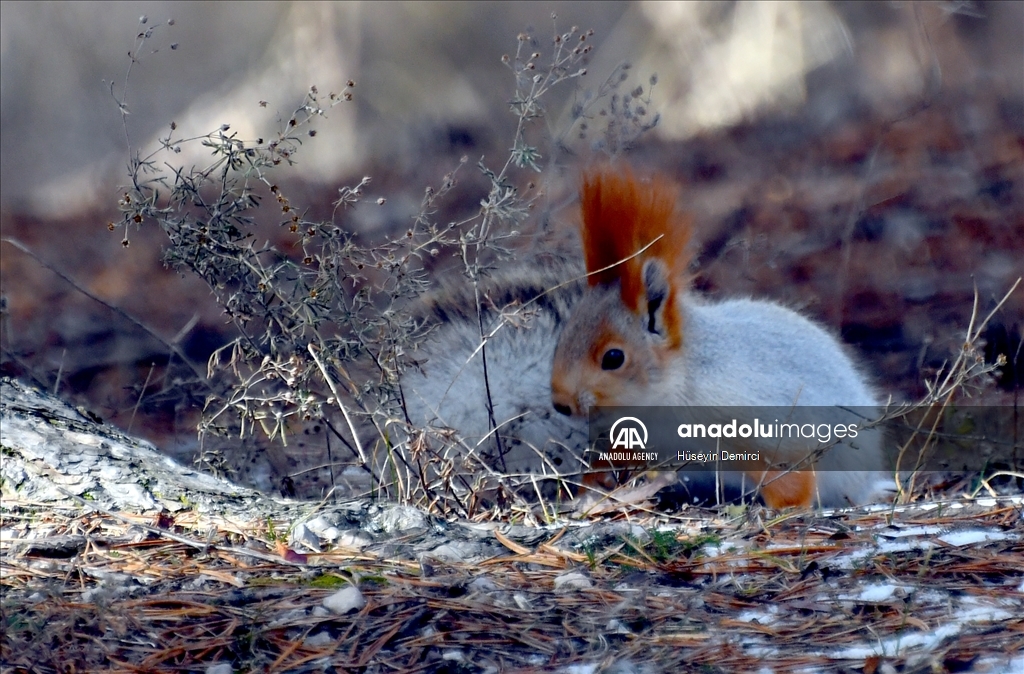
<box><xmin>579</xmin><ymin>164</ymin><xmax>690</xmax><ymax>346</ymax></box>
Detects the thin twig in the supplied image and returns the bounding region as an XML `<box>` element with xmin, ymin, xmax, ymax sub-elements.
<box><xmin>1</xmin><ymin>237</ymin><xmax>205</xmax><ymax>382</ymax></box>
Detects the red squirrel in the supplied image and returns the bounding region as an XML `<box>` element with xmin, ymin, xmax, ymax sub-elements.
<box><xmin>550</xmin><ymin>165</ymin><xmax>889</xmax><ymax>508</ymax></box>
<box><xmin>400</xmin><ymin>165</ymin><xmax>890</xmax><ymax>508</ymax></box>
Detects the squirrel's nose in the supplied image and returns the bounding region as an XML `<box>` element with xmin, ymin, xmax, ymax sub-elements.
<box><xmin>551</xmin><ymin>378</ymin><xmax>578</xmax><ymax>416</ymax></box>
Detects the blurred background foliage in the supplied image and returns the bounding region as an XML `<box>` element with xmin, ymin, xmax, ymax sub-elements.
<box><xmin>3</xmin><ymin>1</ymin><xmax>1018</xmax><ymax>216</ymax></box>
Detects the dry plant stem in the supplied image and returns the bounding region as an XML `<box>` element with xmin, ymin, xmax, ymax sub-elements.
<box><xmin>52</xmin><ymin>348</ymin><xmax>67</xmax><ymax>396</ymax></box>
<box><xmin>975</xmin><ymin>470</ymin><xmax>1024</xmax><ymax>497</ymax></box>
<box><xmin>1</xmin><ymin>237</ymin><xmax>205</xmax><ymax>382</ymax></box>
<box><xmin>895</xmin><ymin>277</ymin><xmax>1021</xmax><ymax>503</ymax></box>
<box><xmin>127</xmin><ymin>362</ymin><xmax>156</xmax><ymax>433</ymax></box>
<box><xmin>474</xmin><ymin>280</ymin><xmax>506</xmax><ymax>471</ymax></box>
<box><xmin>308</xmin><ymin>343</ymin><xmax>366</xmax><ymax>465</ymax></box>
<box><xmin>835</xmin><ymin>144</ymin><xmax>880</xmax><ymax>326</ymax></box>
<box><xmin>444</xmin><ymin>25</ymin><xmax>592</xmax><ymax>455</ymax></box>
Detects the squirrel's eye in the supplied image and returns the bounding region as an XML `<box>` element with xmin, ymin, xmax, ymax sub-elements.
<box><xmin>601</xmin><ymin>348</ymin><xmax>625</xmax><ymax>371</ymax></box>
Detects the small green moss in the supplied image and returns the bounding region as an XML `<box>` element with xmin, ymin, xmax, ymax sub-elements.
<box><xmin>679</xmin><ymin>533</ymin><xmax>721</xmax><ymax>557</ymax></box>
<box><xmin>308</xmin><ymin>574</ymin><xmax>350</xmax><ymax>589</ymax></box>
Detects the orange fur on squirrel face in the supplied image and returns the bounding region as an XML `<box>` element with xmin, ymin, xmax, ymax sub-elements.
<box><xmin>579</xmin><ymin>165</ymin><xmax>693</xmax><ymax>348</ymax></box>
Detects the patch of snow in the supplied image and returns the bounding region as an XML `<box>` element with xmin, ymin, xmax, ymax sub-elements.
<box><xmin>206</xmin><ymin>664</ymin><xmax>233</xmax><ymax>674</ymax></box>
<box><xmin>878</xmin><ymin>525</ymin><xmax>943</xmax><ymax>537</ymax></box>
<box><xmin>827</xmin><ymin>622</ymin><xmax>961</xmax><ymax>659</ymax></box>
<box><xmin>855</xmin><ymin>582</ymin><xmax>897</xmax><ymax>602</ymax></box>
<box><xmin>563</xmin><ymin>666</ymin><xmax>598</xmax><ymax>674</ymax></box>
<box><xmin>736</xmin><ymin>605</ymin><xmax>779</xmax><ymax>624</ymax></box>
<box><xmin>304</xmin><ymin>631</ymin><xmax>334</xmax><ymax>648</ymax></box>
<box><xmin>323</xmin><ymin>585</ymin><xmax>366</xmax><ymax>614</ymax></box>
<box><xmin>876</xmin><ymin>539</ymin><xmax>936</xmax><ymax>555</ymax></box>
<box><xmin>937</xmin><ymin>529</ymin><xmax>1011</xmax><ymax>546</ymax></box>
<box><xmin>554</xmin><ymin>571</ymin><xmax>593</xmax><ymax>591</ymax></box>
<box><xmin>954</xmin><ymin>595</ymin><xmax>1014</xmax><ymax>623</ymax></box>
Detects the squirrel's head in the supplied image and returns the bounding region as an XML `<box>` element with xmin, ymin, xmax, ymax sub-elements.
<box><xmin>551</xmin><ymin>165</ymin><xmax>692</xmax><ymax>417</ymax></box>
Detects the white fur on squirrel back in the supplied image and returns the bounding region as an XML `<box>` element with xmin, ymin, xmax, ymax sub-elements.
<box><xmin>678</xmin><ymin>296</ymin><xmax>878</xmax><ymax>407</ymax></box>
<box><xmin>400</xmin><ymin>261</ymin><xmax>588</xmax><ymax>478</ymax></box>
<box><xmin>680</xmin><ymin>296</ymin><xmax>888</xmax><ymax>506</ymax></box>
